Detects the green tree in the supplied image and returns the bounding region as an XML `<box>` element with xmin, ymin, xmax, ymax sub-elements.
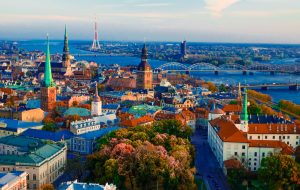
<box><xmin>258</xmin><ymin>154</ymin><xmax>300</xmax><ymax>190</ymax></box>
<box><xmin>42</xmin><ymin>122</ymin><xmax>57</xmax><ymax>132</ymax></box>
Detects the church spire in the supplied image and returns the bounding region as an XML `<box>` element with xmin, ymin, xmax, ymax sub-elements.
<box><xmin>141</xmin><ymin>43</ymin><xmax>148</xmax><ymax>61</ymax></box>
<box><xmin>44</xmin><ymin>35</ymin><xmax>54</xmax><ymax>87</ymax></box>
<box><xmin>62</xmin><ymin>25</ymin><xmax>69</xmax><ymax>61</ymax></box>
<box><xmin>238</xmin><ymin>83</ymin><xmax>242</xmax><ymax>99</ymax></box>
<box><xmin>241</xmin><ymin>88</ymin><xmax>248</xmax><ymax>122</ymax></box>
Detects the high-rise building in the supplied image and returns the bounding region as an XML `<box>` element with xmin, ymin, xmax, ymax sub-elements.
<box><xmin>62</xmin><ymin>25</ymin><xmax>73</xmax><ymax>77</ymax></box>
<box><xmin>91</xmin><ymin>84</ymin><xmax>102</xmax><ymax>116</ymax></box>
<box><xmin>40</xmin><ymin>36</ymin><xmax>56</xmax><ymax>112</ymax></box>
<box><xmin>136</xmin><ymin>44</ymin><xmax>153</xmax><ymax>90</ymax></box>
<box><xmin>180</xmin><ymin>40</ymin><xmax>187</xmax><ymax>58</ymax></box>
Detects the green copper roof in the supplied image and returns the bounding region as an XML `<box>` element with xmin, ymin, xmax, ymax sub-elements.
<box><xmin>241</xmin><ymin>88</ymin><xmax>248</xmax><ymax>122</ymax></box>
<box><xmin>0</xmin><ymin>135</ymin><xmax>66</xmax><ymax>166</ymax></box>
<box><xmin>44</xmin><ymin>35</ymin><xmax>55</xmax><ymax>87</ymax></box>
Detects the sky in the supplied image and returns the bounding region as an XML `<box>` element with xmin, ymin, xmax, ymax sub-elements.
<box><xmin>0</xmin><ymin>0</ymin><xmax>300</xmax><ymax>43</ymax></box>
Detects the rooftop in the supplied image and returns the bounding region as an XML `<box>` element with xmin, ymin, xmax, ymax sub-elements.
<box><xmin>0</xmin><ymin>135</ymin><xmax>66</xmax><ymax>166</ymax></box>
<box><xmin>0</xmin><ymin>171</ymin><xmax>26</xmax><ymax>188</ymax></box>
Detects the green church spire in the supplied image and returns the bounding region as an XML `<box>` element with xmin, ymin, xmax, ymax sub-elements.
<box><xmin>44</xmin><ymin>35</ymin><xmax>54</xmax><ymax>87</ymax></box>
<box><xmin>241</xmin><ymin>88</ymin><xmax>248</xmax><ymax>122</ymax></box>
<box><xmin>63</xmin><ymin>25</ymin><xmax>69</xmax><ymax>54</ymax></box>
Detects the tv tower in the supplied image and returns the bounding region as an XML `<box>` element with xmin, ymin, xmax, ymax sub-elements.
<box><xmin>91</xmin><ymin>20</ymin><xmax>101</xmax><ymax>50</ymax></box>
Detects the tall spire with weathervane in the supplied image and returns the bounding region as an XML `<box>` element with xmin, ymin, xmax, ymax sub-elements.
<box><xmin>240</xmin><ymin>88</ymin><xmax>249</xmax><ymax>132</ymax></box>
<box><xmin>41</xmin><ymin>35</ymin><xmax>57</xmax><ymax>112</ymax></box>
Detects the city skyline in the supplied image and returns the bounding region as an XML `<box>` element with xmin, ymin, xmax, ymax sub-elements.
<box><xmin>0</xmin><ymin>0</ymin><xmax>300</xmax><ymax>43</ymax></box>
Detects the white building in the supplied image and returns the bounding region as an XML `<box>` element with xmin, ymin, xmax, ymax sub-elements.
<box><xmin>91</xmin><ymin>85</ymin><xmax>102</xmax><ymax>116</ymax></box>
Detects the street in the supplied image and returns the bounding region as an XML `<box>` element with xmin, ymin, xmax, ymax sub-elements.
<box><xmin>192</xmin><ymin>127</ymin><xmax>231</xmax><ymax>190</ymax></box>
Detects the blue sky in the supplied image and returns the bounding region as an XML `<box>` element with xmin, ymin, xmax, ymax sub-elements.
<box><xmin>0</xmin><ymin>0</ymin><xmax>299</xmax><ymax>43</ymax></box>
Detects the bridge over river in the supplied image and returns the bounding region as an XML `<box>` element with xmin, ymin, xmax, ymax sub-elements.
<box><xmin>154</xmin><ymin>62</ymin><xmax>300</xmax><ymax>75</ymax></box>
<box><xmin>241</xmin><ymin>83</ymin><xmax>300</xmax><ymax>91</ymax></box>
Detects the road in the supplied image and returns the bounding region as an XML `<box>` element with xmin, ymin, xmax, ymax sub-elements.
<box><xmin>192</xmin><ymin>127</ymin><xmax>231</xmax><ymax>190</ymax></box>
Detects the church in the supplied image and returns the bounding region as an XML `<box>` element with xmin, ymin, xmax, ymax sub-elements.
<box><xmin>136</xmin><ymin>44</ymin><xmax>153</xmax><ymax>90</ymax></box>
<box><xmin>40</xmin><ymin>36</ymin><xmax>57</xmax><ymax>112</ymax></box>
<box><xmin>38</xmin><ymin>26</ymin><xmax>73</xmax><ymax>80</ymax></box>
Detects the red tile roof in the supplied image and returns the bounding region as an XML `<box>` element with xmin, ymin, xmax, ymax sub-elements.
<box><xmin>248</xmin><ymin>124</ymin><xmax>300</xmax><ymax>134</ymax></box>
<box><xmin>249</xmin><ymin>140</ymin><xmax>294</xmax><ymax>155</ymax></box>
<box><xmin>209</xmin><ymin>117</ymin><xmax>248</xmax><ymax>143</ymax></box>
<box><xmin>223</xmin><ymin>105</ymin><xmax>242</xmax><ymax>113</ymax></box>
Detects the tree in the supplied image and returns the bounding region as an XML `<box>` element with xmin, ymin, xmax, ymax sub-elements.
<box><xmin>39</xmin><ymin>184</ymin><xmax>55</xmax><ymax>190</ymax></box>
<box><xmin>42</xmin><ymin>122</ymin><xmax>57</xmax><ymax>132</ymax></box>
<box><xmin>218</xmin><ymin>84</ymin><xmax>227</xmax><ymax>92</ymax></box>
<box><xmin>261</xmin><ymin>105</ymin><xmax>276</xmax><ymax>115</ymax></box>
<box><xmin>248</xmin><ymin>99</ymin><xmax>262</xmax><ymax>115</ymax></box>
<box><xmin>206</xmin><ymin>82</ymin><xmax>217</xmax><ymax>93</ymax></box>
<box><xmin>295</xmin><ymin>146</ymin><xmax>300</xmax><ymax>164</ymax></box>
<box><xmin>258</xmin><ymin>154</ymin><xmax>300</xmax><ymax>190</ymax></box>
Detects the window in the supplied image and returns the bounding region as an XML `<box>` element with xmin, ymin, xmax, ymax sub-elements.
<box><xmin>242</xmin><ymin>152</ymin><xmax>245</xmax><ymax>156</ymax></box>
<box><xmin>265</xmin><ymin>136</ymin><xmax>268</xmax><ymax>139</ymax></box>
<box><xmin>297</xmin><ymin>136</ymin><xmax>299</xmax><ymax>139</ymax></box>
<box><xmin>296</xmin><ymin>142</ymin><xmax>299</xmax><ymax>145</ymax></box>
<box><xmin>249</xmin><ymin>136</ymin><xmax>252</xmax><ymax>139</ymax></box>
<box><xmin>254</xmin><ymin>163</ymin><xmax>257</xmax><ymax>166</ymax></box>
<box><xmin>273</xmin><ymin>136</ymin><xmax>275</xmax><ymax>139</ymax></box>
<box><xmin>262</xmin><ymin>153</ymin><xmax>265</xmax><ymax>157</ymax></box>
<box><xmin>287</xmin><ymin>136</ymin><xmax>290</xmax><ymax>139</ymax></box>
<box><xmin>254</xmin><ymin>167</ymin><xmax>257</xmax><ymax>171</ymax></box>
<box><xmin>242</xmin><ymin>145</ymin><xmax>246</xmax><ymax>149</ymax></box>
<box><xmin>258</xmin><ymin>136</ymin><xmax>260</xmax><ymax>139</ymax></box>
<box><xmin>283</xmin><ymin>136</ymin><xmax>285</xmax><ymax>139</ymax></box>
<box><xmin>234</xmin><ymin>152</ymin><xmax>238</xmax><ymax>156</ymax></box>
<box><xmin>33</xmin><ymin>174</ymin><xmax>36</xmax><ymax>180</ymax></box>
<box><xmin>279</xmin><ymin>136</ymin><xmax>281</xmax><ymax>139</ymax></box>
<box><xmin>254</xmin><ymin>152</ymin><xmax>257</xmax><ymax>157</ymax></box>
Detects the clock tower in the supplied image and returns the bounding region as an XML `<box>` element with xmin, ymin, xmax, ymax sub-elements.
<box><xmin>136</xmin><ymin>44</ymin><xmax>153</xmax><ymax>90</ymax></box>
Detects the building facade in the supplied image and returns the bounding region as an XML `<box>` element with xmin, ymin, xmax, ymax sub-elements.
<box><xmin>0</xmin><ymin>136</ymin><xmax>67</xmax><ymax>190</ymax></box>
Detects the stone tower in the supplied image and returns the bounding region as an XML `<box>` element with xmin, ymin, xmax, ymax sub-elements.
<box><xmin>40</xmin><ymin>36</ymin><xmax>56</xmax><ymax>112</ymax></box>
<box><xmin>91</xmin><ymin>84</ymin><xmax>102</xmax><ymax>116</ymax></box>
<box><xmin>62</xmin><ymin>25</ymin><xmax>73</xmax><ymax>77</ymax></box>
<box><xmin>240</xmin><ymin>88</ymin><xmax>249</xmax><ymax>132</ymax></box>
<box><xmin>136</xmin><ymin>44</ymin><xmax>153</xmax><ymax>90</ymax></box>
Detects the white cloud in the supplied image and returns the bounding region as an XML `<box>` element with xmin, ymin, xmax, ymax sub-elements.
<box><xmin>204</xmin><ymin>0</ymin><xmax>241</xmax><ymax>16</ymax></box>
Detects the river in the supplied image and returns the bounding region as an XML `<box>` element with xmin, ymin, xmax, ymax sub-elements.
<box><xmin>18</xmin><ymin>40</ymin><xmax>300</xmax><ymax>104</ymax></box>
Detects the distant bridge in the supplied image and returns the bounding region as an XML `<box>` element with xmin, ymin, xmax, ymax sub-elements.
<box><xmin>155</xmin><ymin>62</ymin><xmax>300</xmax><ymax>74</ymax></box>
<box><xmin>241</xmin><ymin>83</ymin><xmax>300</xmax><ymax>91</ymax></box>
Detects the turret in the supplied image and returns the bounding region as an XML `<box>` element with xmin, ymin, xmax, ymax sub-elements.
<box><xmin>91</xmin><ymin>84</ymin><xmax>102</xmax><ymax>116</ymax></box>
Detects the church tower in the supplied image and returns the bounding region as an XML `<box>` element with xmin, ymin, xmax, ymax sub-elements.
<box><xmin>240</xmin><ymin>88</ymin><xmax>249</xmax><ymax>132</ymax></box>
<box><xmin>136</xmin><ymin>44</ymin><xmax>153</xmax><ymax>90</ymax></box>
<box><xmin>91</xmin><ymin>84</ymin><xmax>102</xmax><ymax>116</ymax></box>
<box><xmin>40</xmin><ymin>36</ymin><xmax>56</xmax><ymax>112</ymax></box>
<box><xmin>62</xmin><ymin>25</ymin><xmax>73</xmax><ymax>77</ymax></box>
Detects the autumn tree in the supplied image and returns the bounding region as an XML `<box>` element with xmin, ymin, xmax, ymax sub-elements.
<box><xmin>39</xmin><ymin>184</ymin><xmax>55</xmax><ymax>190</ymax></box>
<box><xmin>258</xmin><ymin>154</ymin><xmax>300</xmax><ymax>190</ymax></box>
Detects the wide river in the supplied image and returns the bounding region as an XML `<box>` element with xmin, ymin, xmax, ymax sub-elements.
<box><xmin>19</xmin><ymin>40</ymin><xmax>300</xmax><ymax>104</ymax></box>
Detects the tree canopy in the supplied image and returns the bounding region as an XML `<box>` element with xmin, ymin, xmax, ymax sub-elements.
<box><xmin>87</xmin><ymin>120</ymin><xmax>196</xmax><ymax>190</ymax></box>
<box><xmin>258</xmin><ymin>154</ymin><xmax>300</xmax><ymax>190</ymax></box>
